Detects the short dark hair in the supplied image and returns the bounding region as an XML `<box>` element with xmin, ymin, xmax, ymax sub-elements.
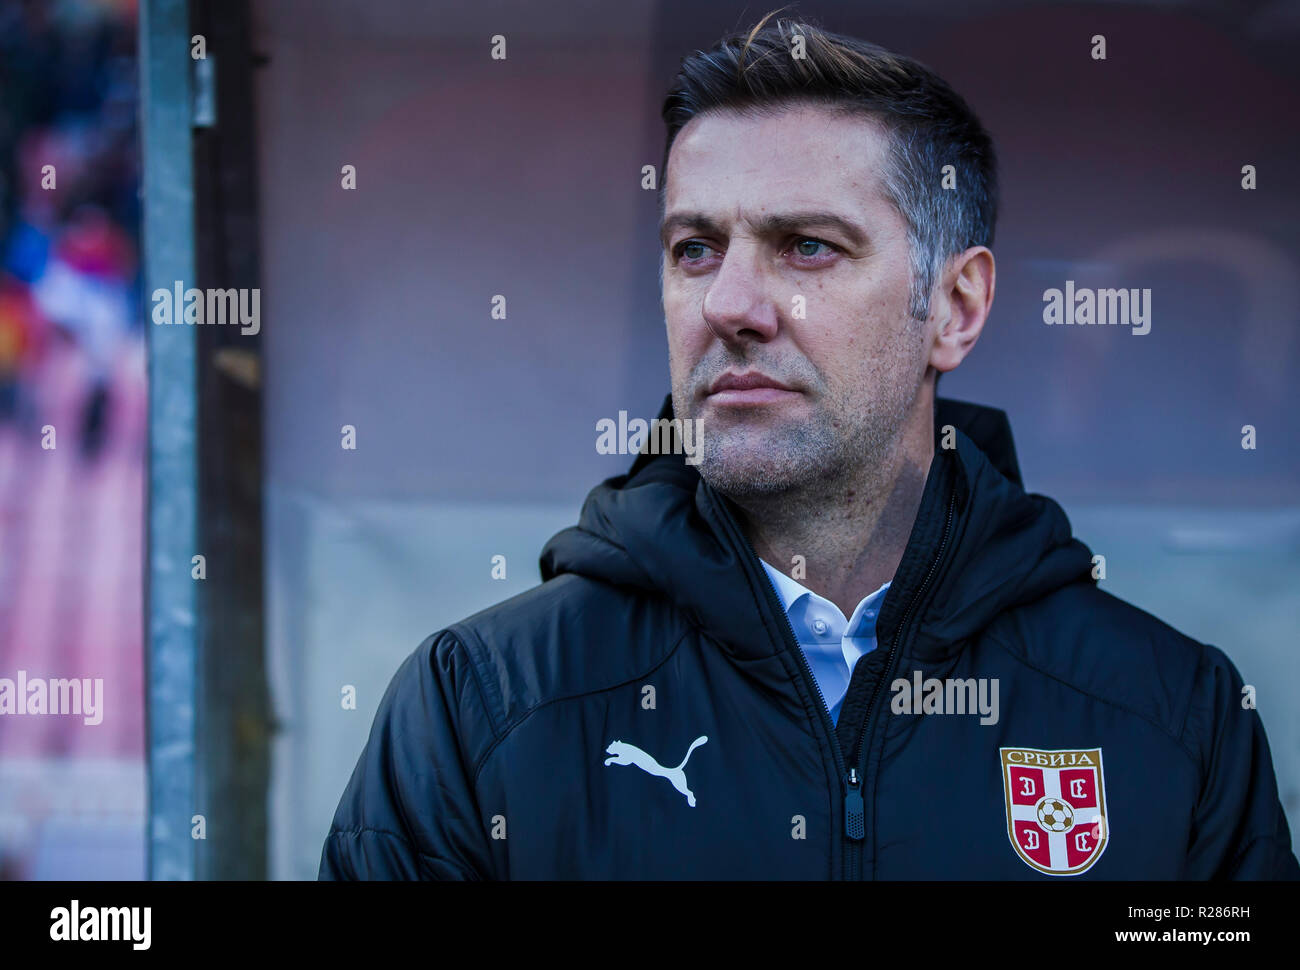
<box><xmin>661</xmin><ymin>10</ymin><xmax>998</xmax><ymax>321</ymax></box>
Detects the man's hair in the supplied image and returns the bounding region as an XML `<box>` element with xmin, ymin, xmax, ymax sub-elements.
<box><xmin>661</xmin><ymin>10</ymin><xmax>998</xmax><ymax>322</ymax></box>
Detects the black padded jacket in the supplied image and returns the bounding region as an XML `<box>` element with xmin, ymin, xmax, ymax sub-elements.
<box><xmin>320</xmin><ymin>396</ymin><xmax>1299</xmax><ymax>879</ymax></box>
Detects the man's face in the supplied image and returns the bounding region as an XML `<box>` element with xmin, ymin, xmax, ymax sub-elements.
<box><xmin>661</xmin><ymin>104</ymin><xmax>932</xmax><ymax>498</ymax></box>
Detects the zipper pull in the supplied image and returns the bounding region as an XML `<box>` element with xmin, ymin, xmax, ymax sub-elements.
<box><xmin>844</xmin><ymin>768</ymin><xmax>864</xmax><ymax>841</ymax></box>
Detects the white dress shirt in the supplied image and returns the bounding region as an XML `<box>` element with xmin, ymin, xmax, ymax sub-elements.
<box><xmin>760</xmin><ymin>560</ymin><xmax>891</xmax><ymax>726</ymax></box>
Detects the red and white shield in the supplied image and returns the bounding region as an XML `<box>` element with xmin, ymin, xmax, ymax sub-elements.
<box><xmin>1000</xmin><ymin>747</ymin><xmax>1107</xmax><ymax>875</ymax></box>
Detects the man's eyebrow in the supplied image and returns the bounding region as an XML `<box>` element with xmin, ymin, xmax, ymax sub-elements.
<box><xmin>753</xmin><ymin>211</ymin><xmax>870</xmax><ymax>249</ymax></box>
<box><xmin>659</xmin><ymin>210</ymin><xmax>870</xmax><ymax>250</ymax></box>
<box><xmin>659</xmin><ymin>212</ymin><xmax>724</xmax><ymax>250</ymax></box>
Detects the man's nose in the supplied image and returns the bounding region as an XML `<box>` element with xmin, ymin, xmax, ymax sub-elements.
<box><xmin>701</xmin><ymin>242</ymin><xmax>779</xmax><ymax>343</ymax></box>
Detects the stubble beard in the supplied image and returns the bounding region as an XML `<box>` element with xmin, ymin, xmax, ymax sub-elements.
<box><xmin>685</xmin><ymin>376</ymin><xmax>917</xmax><ymax>505</ymax></box>
<box><xmin>672</xmin><ymin>317</ymin><xmax>930</xmax><ymax>508</ymax></box>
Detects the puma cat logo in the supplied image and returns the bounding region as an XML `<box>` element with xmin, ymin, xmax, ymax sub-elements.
<box><xmin>604</xmin><ymin>736</ymin><xmax>709</xmax><ymax>807</ymax></box>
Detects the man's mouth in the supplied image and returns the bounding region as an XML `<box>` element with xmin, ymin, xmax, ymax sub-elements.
<box><xmin>704</xmin><ymin>371</ymin><xmax>801</xmax><ymax>406</ymax></box>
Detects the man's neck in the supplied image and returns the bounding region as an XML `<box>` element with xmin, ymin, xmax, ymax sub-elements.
<box><xmin>732</xmin><ymin>399</ymin><xmax>935</xmax><ymax>619</ymax></box>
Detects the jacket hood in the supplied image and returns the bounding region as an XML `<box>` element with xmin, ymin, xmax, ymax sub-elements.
<box><xmin>540</xmin><ymin>394</ymin><xmax>1095</xmax><ymax>660</ymax></box>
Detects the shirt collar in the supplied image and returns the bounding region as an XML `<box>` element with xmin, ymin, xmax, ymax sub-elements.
<box><xmin>762</xmin><ymin>558</ymin><xmax>814</xmax><ymax>612</ymax></box>
<box><xmin>760</xmin><ymin>559</ymin><xmax>891</xmax><ymax>639</ymax></box>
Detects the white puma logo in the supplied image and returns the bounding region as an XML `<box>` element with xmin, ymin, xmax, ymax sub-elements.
<box><xmin>604</xmin><ymin>736</ymin><xmax>709</xmax><ymax>807</ymax></box>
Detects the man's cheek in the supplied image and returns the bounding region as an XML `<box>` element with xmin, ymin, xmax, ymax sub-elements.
<box><xmin>666</xmin><ymin>326</ymin><xmax>709</xmax><ymax>376</ymax></box>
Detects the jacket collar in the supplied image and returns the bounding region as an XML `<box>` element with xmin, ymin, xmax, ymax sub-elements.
<box><xmin>541</xmin><ymin>393</ymin><xmax>1094</xmax><ymax>664</ymax></box>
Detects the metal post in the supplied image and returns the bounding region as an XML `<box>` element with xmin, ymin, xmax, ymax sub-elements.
<box><xmin>139</xmin><ymin>0</ymin><xmax>198</xmax><ymax>881</ymax></box>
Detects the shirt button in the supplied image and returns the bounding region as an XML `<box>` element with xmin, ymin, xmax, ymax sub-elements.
<box><xmin>812</xmin><ymin>619</ymin><xmax>829</xmax><ymax>635</ymax></box>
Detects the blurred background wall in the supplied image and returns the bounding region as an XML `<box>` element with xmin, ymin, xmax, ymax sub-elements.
<box><xmin>251</xmin><ymin>0</ymin><xmax>1300</xmax><ymax>879</ymax></box>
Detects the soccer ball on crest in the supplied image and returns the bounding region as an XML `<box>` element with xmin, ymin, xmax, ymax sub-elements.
<box><xmin>1035</xmin><ymin>797</ymin><xmax>1075</xmax><ymax>833</ymax></box>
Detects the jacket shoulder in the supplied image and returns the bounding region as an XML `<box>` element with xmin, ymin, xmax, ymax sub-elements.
<box><xmin>447</xmin><ymin>573</ymin><xmax>694</xmax><ymax>734</ymax></box>
<box><xmin>986</xmin><ymin>581</ymin><xmax>1219</xmax><ymax>751</ymax></box>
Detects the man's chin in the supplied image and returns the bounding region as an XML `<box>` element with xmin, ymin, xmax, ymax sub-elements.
<box><xmin>695</xmin><ymin>449</ymin><xmax>808</xmax><ymax>498</ymax></box>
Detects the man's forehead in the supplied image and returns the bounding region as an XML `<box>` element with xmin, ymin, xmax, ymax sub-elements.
<box><xmin>662</xmin><ymin>105</ymin><xmax>893</xmax><ymax>225</ymax></box>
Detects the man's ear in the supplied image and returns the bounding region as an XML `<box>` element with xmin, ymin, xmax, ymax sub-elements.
<box><xmin>929</xmin><ymin>246</ymin><xmax>995</xmax><ymax>374</ymax></box>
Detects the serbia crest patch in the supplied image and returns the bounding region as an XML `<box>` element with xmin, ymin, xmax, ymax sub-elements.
<box><xmin>1000</xmin><ymin>747</ymin><xmax>1107</xmax><ymax>876</ymax></box>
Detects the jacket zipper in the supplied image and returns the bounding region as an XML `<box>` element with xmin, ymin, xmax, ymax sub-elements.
<box><xmin>843</xmin><ymin>484</ymin><xmax>957</xmax><ymax>879</ymax></box>
<box><xmin>756</xmin><ymin>547</ymin><xmax>866</xmax><ymax>875</ymax></box>
<box><xmin>705</xmin><ymin>471</ymin><xmax>956</xmax><ymax>880</ymax></box>
<box><xmin>712</xmin><ymin>495</ymin><xmax>857</xmax><ymax>878</ymax></box>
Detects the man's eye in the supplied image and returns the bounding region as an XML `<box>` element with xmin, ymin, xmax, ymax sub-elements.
<box><xmin>791</xmin><ymin>237</ymin><xmax>834</xmax><ymax>258</ymax></box>
<box><xmin>674</xmin><ymin>237</ymin><xmax>834</xmax><ymax>263</ymax></box>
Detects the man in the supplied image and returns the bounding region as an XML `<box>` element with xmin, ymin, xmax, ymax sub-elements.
<box><xmin>320</xmin><ymin>14</ymin><xmax>1298</xmax><ymax>879</ymax></box>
